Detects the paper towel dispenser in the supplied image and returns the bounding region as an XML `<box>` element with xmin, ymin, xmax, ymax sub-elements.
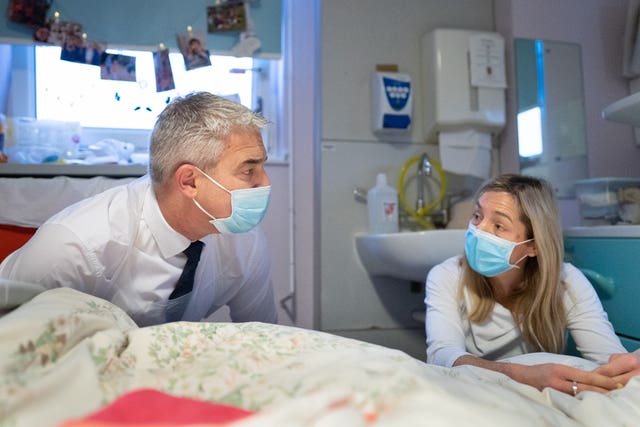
<box><xmin>421</xmin><ymin>29</ymin><xmax>506</xmax><ymax>143</ymax></box>
<box><xmin>420</xmin><ymin>29</ymin><xmax>506</xmax><ymax>179</ymax></box>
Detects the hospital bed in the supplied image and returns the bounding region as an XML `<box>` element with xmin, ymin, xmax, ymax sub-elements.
<box><xmin>1</xmin><ymin>283</ymin><xmax>639</xmax><ymax>427</ymax></box>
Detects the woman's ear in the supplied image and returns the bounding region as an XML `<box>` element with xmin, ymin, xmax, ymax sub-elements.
<box><xmin>175</xmin><ymin>164</ymin><xmax>199</xmax><ymax>198</ymax></box>
<box><xmin>527</xmin><ymin>240</ymin><xmax>538</xmax><ymax>258</ymax></box>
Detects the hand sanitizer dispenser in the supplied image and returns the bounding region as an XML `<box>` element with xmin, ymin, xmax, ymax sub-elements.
<box><xmin>371</xmin><ymin>71</ymin><xmax>413</xmax><ymax>134</ymax></box>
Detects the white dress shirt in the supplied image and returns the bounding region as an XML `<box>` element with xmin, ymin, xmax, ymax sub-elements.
<box><xmin>0</xmin><ymin>176</ymin><xmax>277</xmax><ymax>326</ymax></box>
<box><xmin>425</xmin><ymin>256</ymin><xmax>626</xmax><ymax>367</ymax></box>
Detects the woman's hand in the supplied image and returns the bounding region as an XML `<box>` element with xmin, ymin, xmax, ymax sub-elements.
<box><xmin>593</xmin><ymin>352</ymin><xmax>640</xmax><ymax>388</ymax></box>
<box><xmin>509</xmin><ymin>362</ymin><xmax>619</xmax><ymax>395</ymax></box>
<box><xmin>453</xmin><ymin>355</ymin><xmax>619</xmax><ymax>395</ymax></box>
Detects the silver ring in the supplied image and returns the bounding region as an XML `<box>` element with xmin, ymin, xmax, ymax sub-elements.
<box><xmin>572</xmin><ymin>380</ymin><xmax>578</xmax><ymax>396</ymax></box>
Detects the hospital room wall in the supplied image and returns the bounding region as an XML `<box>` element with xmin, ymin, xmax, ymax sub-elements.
<box><xmin>316</xmin><ymin>0</ymin><xmax>640</xmax><ymax>359</ymax></box>
<box><xmin>318</xmin><ymin>0</ymin><xmax>494</xmax><ymax>359</ymax></box>
<box><xmin>495</xmin><ymin>0</ymin><xmax>640</xmax><ymax>225</ymax></box>
<box><xmin>220</xmin><ymin>1</ymin><xmax>319</xmax><ymax>329</ymax></box>
<box><xmin>140</xmin><ymin>0</ymin><xmax>640</xmax><ymax>343</ymax></box>
<box><xmin>257</xmin><ymin>163</ymin><xmax>294</xmax><ymax>326</ymax></box>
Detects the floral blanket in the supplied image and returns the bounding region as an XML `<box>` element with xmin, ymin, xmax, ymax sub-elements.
<box><xmin>1</xmin><ymin>287</ymin><xmax>640</xmax><ymax>426</ymax></box>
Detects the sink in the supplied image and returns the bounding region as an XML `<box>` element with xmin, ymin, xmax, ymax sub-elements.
<box><xmin>355</xmin><ymin>229</ymin><xmax>466</xmax><ymax>282</ymax></box>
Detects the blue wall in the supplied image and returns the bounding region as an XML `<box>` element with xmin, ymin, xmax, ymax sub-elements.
<box><xmin>0</xmin><ymin>0</ymin><xmax>281</xmax><ymax>56</ymax></box>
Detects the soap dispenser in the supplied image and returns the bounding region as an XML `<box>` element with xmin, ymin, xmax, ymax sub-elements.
<box><xmin>367</xmin><ymin>173</ymin><xmax>399</xmax><ymax>234</ymax></box>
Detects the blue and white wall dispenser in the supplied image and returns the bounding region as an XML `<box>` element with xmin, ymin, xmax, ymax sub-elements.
<box><xmin>371</xmin><ymin>71</ymin><xmax>413</xmax><ymax>134</ymax></box>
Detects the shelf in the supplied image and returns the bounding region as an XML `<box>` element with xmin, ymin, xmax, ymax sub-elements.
<box><xmin>602</xmin><ymin>91</ymin><xmax>640</xmax><ymax>126</ymax></box>
<box><xmin>0</xmin><ymin>163</ymin><xmax>147</xmax><ymax>178</ymax></box>
<box><xmin>564</xmin><ymin>225</ymin><xmax>640</xmax><ymax>238</ymax></box>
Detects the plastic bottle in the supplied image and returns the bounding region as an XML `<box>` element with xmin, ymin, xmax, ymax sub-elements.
<box><xmin>367</xmin><ymin>173</ymin><xmax>399</xmax><ymax>234</ymax></box>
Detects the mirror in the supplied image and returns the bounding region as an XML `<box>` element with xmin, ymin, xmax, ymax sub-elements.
<box><xmin>514</xmin><ymin>38</ymin><xmax>588</xmax><ymax>198</ymax></box>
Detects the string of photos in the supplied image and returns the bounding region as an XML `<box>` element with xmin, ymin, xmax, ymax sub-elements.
<box><xmin>6</xmin><ymin>0</ymin><xmax>262</xmax><ymax>93</ymax></box>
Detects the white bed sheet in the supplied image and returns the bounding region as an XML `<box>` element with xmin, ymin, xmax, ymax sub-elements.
<box><xmin>1</xmin><ymin>287</ymin><xmax>639</xmax><ymax>426</ymax></box>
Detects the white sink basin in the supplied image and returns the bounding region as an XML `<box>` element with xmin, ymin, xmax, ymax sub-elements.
<box><xmin>355</xmin><ymin>229</ymin><xmax>466</xmax><ymax>282</ymax></box>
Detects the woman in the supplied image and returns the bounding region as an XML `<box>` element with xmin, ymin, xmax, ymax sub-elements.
<box><xmin>425</xmin><ymin>174</ymin><xmax>640</xmax><ymax>395</ymax></box>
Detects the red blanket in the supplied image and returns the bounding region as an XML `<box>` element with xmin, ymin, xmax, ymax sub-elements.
<box><xmin>59</xmin><ymin>389</ymin><xmax>254</xmax><ymax>427</ymax></box>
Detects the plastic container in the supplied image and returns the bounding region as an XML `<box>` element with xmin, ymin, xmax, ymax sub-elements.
<box><xmin>9</xmin><ymin>117</ymin><xmax>81</xmax><ymax>163</ymax></box>
<box><xmin>367</xmin><ymin>173</ymin><xmax>399</xmax><ymax>234</ymax></box>
<box><xmin>576</xmin><ymin>177</ymin><xmax>640</xmax><ymax>223</ymax></box>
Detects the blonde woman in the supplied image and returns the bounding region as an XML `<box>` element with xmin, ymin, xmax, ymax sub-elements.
<box><xmin>425</xmin><ymin>174</ymin><xmax>640</xmax><ymax>395</ymax></box>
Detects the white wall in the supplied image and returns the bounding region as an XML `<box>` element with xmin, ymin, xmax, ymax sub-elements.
<box><xmin>285</xmin><ymin>0</ymin><xmax>322</xmax><ymax>330</ymax></box>
<box><xmin>320</xmin><ymin>0</ymin><xmax>495</xmax><ymax>359</ymax></box>
<box><xmin>316</xmin><ymin>0</ymin><xmax>640</xmax><ymax>360</ymax></box>
<box><xmin>217</xmin><ymin>0</ymin><xmax>322</xmax><ymax>329</ymax></box>
<box><xmin>0</xmin><ymin>44</ymin><xmax>10</xmax><ymax>112</ymax></box>
<box><xmin>495</xmin><ymin>0</ymin><xmax>640</xmax><ymax>227</ymax></box>
<box><xmin>260</xmin><ymin>163</ymin><xmax>294</xmax><ymax>325</ymax></box>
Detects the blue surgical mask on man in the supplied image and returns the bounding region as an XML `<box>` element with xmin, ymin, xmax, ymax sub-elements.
<box><xmin>464</xmin><ymin>223</ymin><xmax>534</xmax><ymax>277</ymax></box>
<box><xmin>192</xmin><ymin>166</ymin><xmax>270</xmax><ymax>234</ymax></box>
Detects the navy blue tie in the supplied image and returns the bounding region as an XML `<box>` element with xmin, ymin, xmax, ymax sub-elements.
<box><xmin>169</xmin><ymin>241</ymin><xmax>204</xmax><ymax>300</ymax></box>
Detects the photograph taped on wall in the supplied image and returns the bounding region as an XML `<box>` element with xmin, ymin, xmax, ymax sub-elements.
<box><xmin>207</xmin><ymin>2</ymin><xmax>247</xmax><ymax>33</ymax></box>
<box><xmin>35</xmin><ymin>20</ymin><xmax>83</xmax><ymax>46</ymax></box>
<box><xmin>8</xmin><ymin>0</ymin><xmax>51</xmax><ymax>27</ymax></box>
<box><xmin>176</xmin><ymin>30</ymin><xmax>212</xmax><ymax>71</ymax></box>
<box><xmin>100</xmin><ymin>53</ymin><xmax>137</xmax><ymax>82</ymax></box>
<box><xmin>153</xmin><ymin>48</ymin><xmax>175</xmax><ymax>92</ymax></box>
<box><xmin>60</xmin><ymin>33</ymin><xmax>88</xmax><ymax>64</ymax></box>
<box><xmin>60</xmin><ymin>36</ymin><xmax>105</xmax><ymax>66</ymax></box>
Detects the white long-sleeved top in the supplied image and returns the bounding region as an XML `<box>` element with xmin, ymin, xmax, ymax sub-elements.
<box><xmin>0</xmin><ymin>175</ymin><xmax>277</xmax><ymax>326</ymax></box>
<box><xmin>425</xmin><ymin>256</ymin><xmax>626</xmax><ymax>367</ymax></box>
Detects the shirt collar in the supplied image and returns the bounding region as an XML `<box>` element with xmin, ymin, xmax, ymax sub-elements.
<box><xmin>143</xmin><ymin>183</ymin><xmax>191</xmax><ymax>259</ymax></box>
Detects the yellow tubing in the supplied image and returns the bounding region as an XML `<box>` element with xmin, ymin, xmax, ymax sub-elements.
<box><xmin>397</xmin><ymin>156</ymin><xmax>448</xmax><ymax>230</ymax></box>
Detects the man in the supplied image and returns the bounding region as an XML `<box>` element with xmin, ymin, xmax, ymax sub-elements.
<box><xmin>0</xmin><ymin>92</ymin><xmax>277</xmax><ymax>326</ymax></box>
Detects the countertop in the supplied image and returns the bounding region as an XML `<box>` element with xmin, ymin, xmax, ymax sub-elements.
<box><xmin>564</xmin><ymin>224</ymin><xmax>640</xmax><ymax>238</ymax></box>
<box><xmin>0</xmin><ymin>163</ymin><xmax>147</xmax><ymax>178</ymax></box>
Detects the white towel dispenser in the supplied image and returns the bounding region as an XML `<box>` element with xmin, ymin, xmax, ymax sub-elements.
<box><xmin>421</xmin><ymin>29</ymin><xmax>506</xmax><ymax>178</ymax></box>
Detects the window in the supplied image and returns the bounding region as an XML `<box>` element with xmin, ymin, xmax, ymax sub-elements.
<box><xmin>517</xmin><ymin>106</ymin><xmax>543</xmax><ymax>158</ymax></box>
<box><xmin>35</xmin><ymin>46</ymin><xmax>255</xmax><ymax>130</ymax></box>
<box><xmin>3</xmin><ymin>43</ymin><xmax>286</xmax><ymax>164</ymax></box>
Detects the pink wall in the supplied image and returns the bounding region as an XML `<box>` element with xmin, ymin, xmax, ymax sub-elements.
<box><xmin>496</xmin><ymin>0</ymin><xmax>640</xmax><ymax>179</ymax></box>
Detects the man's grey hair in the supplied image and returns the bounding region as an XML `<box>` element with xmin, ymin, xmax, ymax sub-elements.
<box><xmin>148</xmin><ymin>91</ymin><xmax>269</xmax><ymax>185</ymax></box>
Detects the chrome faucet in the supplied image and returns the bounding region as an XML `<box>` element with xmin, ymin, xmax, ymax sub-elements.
<box><xmin>416</xmin><ymin>153</ymin><xmax>432</xmax><ymax>211</ymax></box>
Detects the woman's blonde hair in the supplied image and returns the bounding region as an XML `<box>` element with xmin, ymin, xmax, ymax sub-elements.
<box><xmin>460</xmin><ymin>174</ymin><xmax>566</xmax><ymax>353</ymax></box>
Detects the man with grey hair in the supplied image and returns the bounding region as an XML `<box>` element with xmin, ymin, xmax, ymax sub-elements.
<box><xmin>0</xmin><ymin>92</ymin><xmax>277</xmax><ymax>326</ymax></box>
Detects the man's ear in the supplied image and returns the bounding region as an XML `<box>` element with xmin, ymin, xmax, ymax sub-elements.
<box><xmin>175</xmin><ymin>164</ymin><xmax>199</xmax><ymax>198</ymax></box>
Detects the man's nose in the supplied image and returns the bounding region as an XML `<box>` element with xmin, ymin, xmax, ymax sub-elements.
<box><xmin>258</xmin><ymin>170</ymin><xmax>271</xmax><ymax>187</ymax></box>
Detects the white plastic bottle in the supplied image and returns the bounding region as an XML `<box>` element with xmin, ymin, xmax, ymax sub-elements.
<box><xmin>367</xmin><ymin>173</ymin><xmax>399</xmax><ymax>234</ymax></box>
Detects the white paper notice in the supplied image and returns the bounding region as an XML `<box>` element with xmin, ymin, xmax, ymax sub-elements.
<box><xmin>469</xmin><ymin>34</ymin><xmax>506</xmax><ymax>89</ymax></box>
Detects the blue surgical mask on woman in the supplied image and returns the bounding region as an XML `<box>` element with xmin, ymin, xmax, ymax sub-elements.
<box><xmin>192</xmin><ymin>167</ymin><xmax>270</xmax><ymax>234</ymax></box>
<box><xmin>464</xmin><ymin>223</ymin><xmax>534</xmax><ymax>277</ymax></box>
